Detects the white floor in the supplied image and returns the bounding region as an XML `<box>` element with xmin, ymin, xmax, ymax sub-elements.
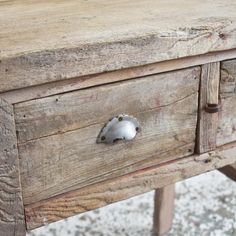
<box><xmin>28</xmin><ymin>171</ymin><xmax>236</xmax><ymax>236</ymax></box>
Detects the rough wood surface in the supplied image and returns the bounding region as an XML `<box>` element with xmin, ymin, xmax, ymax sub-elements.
<box><xmin>24</xmin><ymin>141</ymin><xmax>236</xmax><ymax>230</ymax></box>
<box><xmin>1</xmin><ymin>50</ymin><xmax>236</xmax><ymax>105</ymax></box>
<box><xmin>0</xmin><ymin>98</ymin><xmax>26</xmax><ymax>236</ymax></box>
<box><xmin>218</xmin><ymin>163</ymin><xmax>236</xmax><ymax>181</ymax></box>
<box><xmin>207</xmin><ymin>63</ymin><xmax>220</xmax><ymax>105</ymax></box>
<box><xmin>153</xmin><ymin>185</ymin><xmax>175</xmax><ymax>236</ymax></box>
<box><xmin>197</xmin><ymin>62</ymin><xmax>220</xmax><ymax>153</ymax></box>
<box><xmin>0</xmin><ymin>0</ymin><xmax>236</xmax><ymax>93</ymax></box>
<box><xmin>217</xmin><ymin>59</ymin><xmax>236</xmax><ymax>146</ymax></box>
<box><xmin>15</xmin><ymin>67</ymin><xmax>200</xmax><ymax>205</ymax></box>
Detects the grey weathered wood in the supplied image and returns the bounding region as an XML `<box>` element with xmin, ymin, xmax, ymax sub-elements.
<box><xmin>217</xmin><ymin>59</ymin><xmax>236</xmax><ymax>146</ymax></box>
<box><xmin>2</xmin><ymin>50</ymin><xmax>236</xmax><ymax>105</ymax></box>
<box><xmin>197</xmin><ymin>62</ymin><xmax>220</xmax><ymax>153</ymax></box>
<box><xmin>24</xmin><ymin>141</ymin><xmax>236</xmax><ymax>230</ymax></box>
<box><xmin>15</xmin><ymin>67</ymin><xmax>200</xmax><ymax>205</ymax></box>
<box><xmin>207</xmin><ymin>63</ymin><xmax>220</xmax><ymax>105</ymax></box>
<box><xmin>0</xmin><ymin>0</ymin><xmax>236</xmax><ymax>93</ymax></box>
<box><xmin>153</xmin><ymin>185</ymin><xmax>175</xmax><ymax>236</ymax></box>
<box><xmin>0</xmin><ymin>98</ymin><xmax>26</xmax><ymax>236</ymax></box>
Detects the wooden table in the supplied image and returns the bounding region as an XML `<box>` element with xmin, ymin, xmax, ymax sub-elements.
<box><xmin>0</xmin><ymin>0</ymin><xmax>236</xmax><ymax>235</ymax></box>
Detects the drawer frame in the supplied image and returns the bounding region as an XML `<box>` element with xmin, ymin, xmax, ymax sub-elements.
<box><xmin>1</xmin><ymin>53</ymin><xmax>236</xmax><ymax>234</ymax></box>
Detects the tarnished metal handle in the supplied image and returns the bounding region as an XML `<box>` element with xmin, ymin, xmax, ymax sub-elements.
<box><xmin>97</xmin><ymin>114</ymin><xmax>140</xmax><ymax>144</ymax></box>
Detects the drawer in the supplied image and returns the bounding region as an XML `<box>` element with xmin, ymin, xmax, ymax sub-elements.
<box><xmin>217</xmin><ymin>59</ymin><xmax>236</xmax><ymax>146</ymax></box>
<box><xmin>14</xmin><ymin>67</ymin><xmax>200</xmax><ymax>205</ymax></box>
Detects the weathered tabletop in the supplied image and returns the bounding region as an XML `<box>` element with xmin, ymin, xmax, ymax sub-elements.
<box><xmin>0</xmin><ymin>0</ymin><xmax>236</xmax><ymax>92</ymax></box>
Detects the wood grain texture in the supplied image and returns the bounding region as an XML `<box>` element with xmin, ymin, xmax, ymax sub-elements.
<box><xmin>0</xmin><ymin>98</ymin><xmax>25</xmax><ymax>236</ymax></box>
<box><xmin>218</xmin><ymin>163</ymin><xmax>236</xmax><ymax>181</ymax></box>
<box><xmin>197</xmin><ymin>62</ymin><xmax>220</xmax><ymax>153</ymax></box>
<box><xmin>24</xmin><ymin>141</ymin><xmax>236</xmax><ymax>230</ymax></box>
<box><xmin>217</xmin><ymin>59</ymin><xmax>236</xmax><ymax>146</ymax></box>
<box><xmin>153</xmin><ymin>185</ymin><xmax>175</xmax><ymax>236</ymax></box>
<box><xmin>0</xmin><ymin>0</ymin><xmax>236</xmax><ymax>92</ymax></box>
<box><xmin>207</xmin><ymin>63</ymin><xmax>220</xmax><ymax>105</ymax></box>
<box><xmin>15</xmin><ymin>67</ymin><xmax>200</xmax><ymax>205</ymax></box>
<box><xmin>2</xmin><ymin>49</ymin><xmax>236</xmax><ymax>105</ymax></box>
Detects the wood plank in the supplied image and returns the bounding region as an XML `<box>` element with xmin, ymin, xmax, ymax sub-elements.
<box><xmin>206</xmin><ymin>63</ymin><xmax>220</xmax><ymax>105</ymax></box>
<box><xmin>218</xmin><ymin>163</ymin><xmax>236</xmax><ymax>181</ymax></box>
<box><xmin>15</xmin><ymin>68</ymin><xmax>200</xmax><ymax>205</ymax></box>
<box><xmin>153</xmin><ymin>185</ymin><xmax>175</xmax><ymax>236</ymax></box>
<box><xmin>0</xmin><ymin>0</ymin><xmax>236</xmax><ymax>92</ymax></box>
<box><xmin>24</xmin><ymin>141</ymin><xmax>236</xmax><ymax>230</ymax></box>
<box><xmin>0</xmin><ymin>98</ymin><xmax>26</xmax><ymax>236</ymax></box>
<box><xmin>217</xmin><ymin>59</ymin><xmax>236</xmax><ymax>146</ymax></box>
<box><xmin>1</xmin><ymin>49</ymin><xmax>236</xmax><ymax>105</ymax></box>
<box><xmin>197</xmin><ymin>62</ymin><xmax>220</xmax><ymax>153</ymax></box>
<box><xmin>14</xmin><ymin>68</ymin><xmax>200</xmax><ymax>142</ymax></box>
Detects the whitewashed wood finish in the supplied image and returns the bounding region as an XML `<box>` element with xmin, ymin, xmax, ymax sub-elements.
<box><xmin>24</xmin><ymin>141</ymin><xmax>236</xmax><ymax>230</ymax></box>
<box><xmin>1</xmin><ymin>50</ymin><xmax>236</xmax><ymax>105</ymax></box>
<box><xmin>0</xmin><ymin>98</ymin><xmax>26</xmax><ymax>236</ymax></box>
<box><xmin>197</xmin><ymin>63</ymin><xmax>220</xmax><ymax>153</ymax></box>
<box><xmin>0</xmin><ymin>0</ymin><xmax>236</xmax><ymax>92</ymax></box>
<box><xmin>217</xmin><ymin>59</ymin><xmax>236</xmax><ymax>146</ymax></box>
<box><xmin>14</xmin><ymin>68</ymin><xmax>200</xmax><ymax>205</ymax></box>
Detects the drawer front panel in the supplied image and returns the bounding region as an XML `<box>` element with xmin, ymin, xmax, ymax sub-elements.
<box><xmin>14</xmin><ymin>67</ymin><xmax>200</xmax><ymax>205</ymax></box>
<box><xmin>217</xmin><ymin>59</ymin><xmax>236</xmax><ymax>146</ymax></box>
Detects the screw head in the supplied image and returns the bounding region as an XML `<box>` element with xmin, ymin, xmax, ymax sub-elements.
<box><xmin>205</xmin><ymin>104</ymin><xmax>220</xmax><ymax>113</ymax></box>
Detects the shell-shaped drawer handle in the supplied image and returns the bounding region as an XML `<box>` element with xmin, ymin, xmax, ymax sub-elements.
<box><xmin>97</xmin><ymin>114</ymin><xmax>140</xmax><ymax>144</ymax></box>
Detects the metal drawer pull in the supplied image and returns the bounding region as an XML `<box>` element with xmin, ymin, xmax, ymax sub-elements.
<box><xmin>97</xmin><ymin>114</ymin><xmax>140</xmax><ymax>144</ymax></box>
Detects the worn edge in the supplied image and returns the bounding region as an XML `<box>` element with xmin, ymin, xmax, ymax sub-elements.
<box><xmin>1</xmin><ymin>49</ymin><xmax>236</xmax><ymax>105</ymax></box>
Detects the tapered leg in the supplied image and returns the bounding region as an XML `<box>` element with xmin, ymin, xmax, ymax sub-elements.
<box><xmin>153</xmin><ymin>185</ymin><xmax>175</xmax><ymax>236</ymax></box>
<box><xmin>218</xmin><ymin>163</ymin><xmax>236</xmax><ymax>182</ymax></box>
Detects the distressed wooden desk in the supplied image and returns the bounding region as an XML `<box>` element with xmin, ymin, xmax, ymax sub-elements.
<box><xmin>0</xmin><ymin>0</ymin><xmax>236</xmax><ymax>235</ymax></box>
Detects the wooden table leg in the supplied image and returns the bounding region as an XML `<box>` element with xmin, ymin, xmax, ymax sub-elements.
<box><xmin>218</xmin><ymin>163</ymin><xmax>236</xmax><ymax>182</ymax></box>
<box><xmin>0</xmin><ymin>98</ymin><xmax>26</xmax><ymax>236</ymax></box>
<box><xmin>153</xmin><ymin>184</ymin><xmax>175</xmax><ymax>236</ymax></box>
